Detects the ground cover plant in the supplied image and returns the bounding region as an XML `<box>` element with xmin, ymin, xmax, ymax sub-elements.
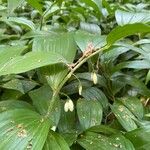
<box><xmin>0</xmin><ymin>0</ymin><xmax>150</xmax><ymax>149</ymax></box>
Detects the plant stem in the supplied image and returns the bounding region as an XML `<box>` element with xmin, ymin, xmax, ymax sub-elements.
<box><xmin>58</xmin><ymin>45</ymin><xmax>110</xmax><ymax>91</ymax></box>
<box><xmin>46</xmin><ymin>44</ymin><xmax>110</xmax><ymax>116</ymax></box>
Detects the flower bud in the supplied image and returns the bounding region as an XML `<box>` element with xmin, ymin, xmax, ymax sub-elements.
<box><xmin>78</xmin><ymin>84</ymin><xmax>82</xmax><ymax>95</ymax></box>
<box><xmin>91</xmin><ymin>72</ymin><xmax>98</xmax><ymax>84</ymax></box>
<box><xmin>51</xmin><ymin>126</ymin><xmax>56</xmax><ymax>131</ymax></box>
<box><xmin>64</xmin><ymin>99</ymin><xmax>74</xmax><ymax>112</ymax></box>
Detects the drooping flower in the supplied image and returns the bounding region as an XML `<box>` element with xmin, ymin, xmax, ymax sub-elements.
<box><xmin>64</xmin><ymin>99</ymin><xmax>74</xmax><ymax>112</ymax></box>
<box><xmin>78</xmin><ymin>84</ymin><xmax>82</xmax><ymax>95</ymax></box>
<box><xmin>91</xmin><ymin>72</ymin><xmax>98</xmax><ymax>84</ymax></box>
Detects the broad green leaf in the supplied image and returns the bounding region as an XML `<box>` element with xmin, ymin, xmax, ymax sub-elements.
<box><xmin>112</xmin><ymin>73</ymin><xmax>150</xmax><ymax>97</ymax></box>
<box><xmin>29</xmin><ymin>85</ymin><xmax>61</xmax><ymax>126</ymax></box>
<box><xmin>7</xmin><ymin>0</ymin><xmax>25</xmax><ymax>14</ymax></box>
<box><xmin>75</xmin><ymin>30</ymin><xmax>106</xmax><ymax>52</ymax></box>
<box><xmin>78</xmin><ymin>131</ymin><xmax>135</xmax><ymax>150</ymax></box>
<box><xmin>1</xmin><ymin>17</ymin><xmax>36</xmax><ymax>30</ymax></box>
<box><xmin>76</xmin><ymin>72</ymin><xmax>106</xmax><ymax>87</ymax></box>
<box><xmin>125</xmin><ymin>125</ymin><xmax>150</xmax><ymax>150</ymax></box>
<box><xmin>101</xmin><ymin>45</ymin><xmax>131</xmax><ymax>62</ymax></box>
<box><xmin>77</xmin><ymin>98</ymin><xmax>103</xmax><ymax>130</ymax></box>
<box><xmin>26</xmin><ymin>0</ymin><xmax>43</xmax><ymax>14</ymax></box>
<box><xmin>58</xmin><ymin>101</ymin><xmax>76</xmax><ymax>132</ymax></box>
<box><xmin>81</xmin><ymin>87</ymin><xmax>109</xmax><ymax>111</ymax></box>
<box><xmin>33</xmin><ymin>32</ymin><xmax>76</xmax><ymax>91</ymax></box>
<box><xmin>1</xmin><ymin>79</ymin><xmax>37</xmax><ymax>94</ymax></box>
<box><xmin>111</xmin><ymin>78</ymin><xmax>126</xmax><ymax>95</ymax></box>
<box><xmin>0</xmin><ymin>45</ymin><xmax>26</xmax><ymax>69</ymax></box>
<box><xmin>92</xmin><ymin>0</ymin><xmax>102</xmax><ymax>10</ymax></box>
<box><xmin>115</xmin><ymin>10</ymin><xmax>150</xmax><ymax>26</ymax></box>
<box><xmin>107</xmin><ymin>23</ymin><xmax>150</xmax><ymax>46</ymax></box>
<box><xmin>0</xmin><ymin>89</ymin><xmax>23</xmax><ymax>100</ymax></box>
<box><xmin>111</xmin><ymin>100</ymin><xmax>137</xmax><ymax>131</ymax></box>
<box><xmin>22</xmin><ymin>30</ymin><xmax>51</xmax><ymax>39</ymax></box>
<box><xmin>0</xmin><ymin>33</ymin><xmax>20</xmax><ymax>41</ymax></box>
<box><xmin>0</xmin><ymin>109</ymin><xmax>51</xmax><ymax>150</ymax></box>
<box><xmin>60</xmin><ymin>131</ymin><xmax>78</xmax><ymax>147</ymax></box>
<box><xmin>87</xmin><ymin>125</ymin><xmax>118</xmax><ymax>135</ymax></box>
<box><xmin>0</xmin><ymin>100</ymin><xmax>34</xmax><ymax>112</ymax></box>
<box><xmin>80</xmin><ymin>22</ymin><xmax>101</xmax><ymax>34</ymax></box>
<box><xmin>80</xmin><ymin>0</ymin><xmax>102</xmax><ymax>18</ymax></box>
<box><xmin>62</xmin><ymin>80</ymin><xmax>93</xmax><ymax>95</ymax></box>
<box><xmin>0</xmin><ymin>51</ymin><xmax>67</xmax><ymax>76</ymax></box>
<box><xmin>0</xmin><ymin>5</ymin><xmax>7</xmax><ymax>12</ymax></box>
<box><xmin>113</xmin><ymin>60</ymin><xmax>150</xmax><ymax>72</ymax></box>
<box><xmin>43</xmin><ymin>131</ymin><xmax>70</xmax><ymax>150</ymax></box>
<box><xmin>102</xmin><ymin>0</ymin><xmax>112</xmax><ymax>14</ymax></box>
<box><xmin>134</xmin><ymin>39</ymin><xmax>150</xmax><ymax>46</ymax></box>
<box><xmin>121</xmin><ymin>97</ymin><xmax>144</xmax><ymax>119</ymax></box>
<box><xmin>113</xmin><ymin>42</ymin><xmax>146</xmax><ymax>55</ymax></box>
<box><xmin>29</xmin><ymin>85</ymin><xmax>53</xmax><ymax>115</ymax></box>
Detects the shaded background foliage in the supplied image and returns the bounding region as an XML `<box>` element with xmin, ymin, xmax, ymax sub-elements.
<box><xmin>0</xmin><ymin>0</ymin><xmax>150</xmax><ymax>149</ymax></box>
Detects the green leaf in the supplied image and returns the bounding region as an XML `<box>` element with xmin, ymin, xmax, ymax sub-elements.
<box><xmin>76</xmin><ymin>72</ymin><xmax>106</xmax><ymax>87</ymax></box>
<box><xmin>29</xmin><ymin>85</ymin><xmax>61</xmax><ymax>126</ymax></box>
<box><xmin>43</xmin><ymin>130</ymin><xmax>70</xmax><ymax>150</ymax></box>
<box><xmin>145</xmin><ymin>70</ymin><xmax>150</xmax><ymax>85</ymax></box>
<box><xmin>93</xmin><ymin>0</ymin><xmax>102</xmax><ymax>10</ymax></box>
<box><xmin>80</xmin><ymin>22</ymin><xmax>101</xmax><ymax>34</ymax></box>
<box><xmin>0</xmin><ymin>100</ymin><xmax>34</xmax><ymax>112</ymax></box>
<box><xmin>0</xmin><ymin>51</ymin><xmax>67</xmax><ymax>76</ymax></box>
<box><xmin>125</xmin><ymin>125</ymin><xmax>150</xmax><ymax>150</ymax></box>
<box><xmin>113</xmin><ymin>60</ymin><xmax>150</xmax><ymax>72</ymax></box>
<box><xmin>112</xmin><ymin>73</ymin><xmax>150</xmax><ymax>97</ymax></box>
<box><xmin>60</xmin><ymin>131</ymin><xmax>78</xmax><ymax>147</ymax></box>
<box><xmin>26</xmin><ymin>0</ymin><xmax>43</xmax><ymax>14</ymax></box>
<box><xmin>7</xmin><ymin>0</ymin><xmax>25</xmax><ymax>14</ymax></box>
<box><xmin>87</xmin><ymin>125</ymin><xmax>118</xmax><ymax>135</ymax></box>
<box><xmin>1</xmin><ymin>79</ymin><xmax>38</xmax><ymax>94</ymax></box>
<box><xmin>62</xmin><ymin>80</ymin><xmax>93</xmax><ymax>95</ymax></box>
<box><xmin>81</xmin><ymin>87</ymin><xmax>109</xmax><ymax>111</ymax></box>
<box><xmin>0</xmin><ymin>45</ymin><xmax>26</xmax><ymax>69</ymax></box>
<box><xmin>111</xmin><ymin>100</ymin><xmax>137</xmax><ymax>131</ymax></box>
<box><xmin>78</xmin><ymin>131</ymin><xmax>135</xmax><ymax>150</ymax></box>
<box><xmin>77</xmin><ymin>98</ymin><xmax>103</xmax><ymax>130</ymax></box>
<box><xmin>115</xmin><ymin>10</ymin><xmax>150</xmax><ymax>26</ymax></box>
<box><xmin>80</xmin><ymin>0</ymin><xmax>102</xmax><ymax>18</ymax></box>
<box><xmin>107</xmin><ymin>23</ymin><xmax>150</xmax><ymax>46</ymax></box>
<box><xmin>29</xmin><ymin>85</ymin><xmax>53</xmax><ymax>115</ymax></box>
<box><xmin>101</xmin><ymin>45</ymin><xmax>131</xmax><ymax>62</ymax></box>
<box><xmin>74</xmin><ymin>30</ymin><xmax>106</xmax><ymax>52</ymax></box>
<box><xmin>0</xmin><ymin>109</ymin><xmax>51</xmax><ymax>150</ymax></box>
<box><xmin>0</xmin><ymin>89</ymin><xmax>23</xmax><ymax>100</ymax></box>
<box><xmin>1</xmin><ymin>17</ymin><xmax>36</xmax><ymax>30</ymax></box>
<box><xmin>33</xmin><ymin>32</ymin><xmax>76</xmax><ymax>90</ymax></box>
<box><xmin>58</xmin><ymin>101</ymin><xmax>76</xmax><ymax>132</ymax></box>
<box><xmin>121</xmin><ymin>97</ymin><xmax>144</xmax><ymax>119</ymax></box>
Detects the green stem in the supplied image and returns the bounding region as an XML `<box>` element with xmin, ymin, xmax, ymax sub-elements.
<box><xmin>46</xmin><ymin>44</ymin><xmax>110</xmax><ymax>116</ymax></box>
<box><xmin>59</xmin><ymin>45</ymin><xmax>110</xmax><ymax>90</ymax></box>
<box><xmin>40</xmin><ymin>1</ymin><xmax>57</xmax><ymax>30</ymax></box>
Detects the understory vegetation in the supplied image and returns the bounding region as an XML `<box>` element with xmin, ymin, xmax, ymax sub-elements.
<box><xmin>0</xmin><ymin>0</ymin><xmax>150</xmax><ymax>149</ymax></box>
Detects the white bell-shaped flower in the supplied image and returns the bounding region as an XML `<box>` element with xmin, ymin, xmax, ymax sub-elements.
<box><xmin>78</xmin><ymin>84</ymin><xmax>82</xmax><ymax>95</ymax></box>
<box><xmin>64</xmin><ymin>99</ymin><xmax>74</xmax><ymax>112</ymax></box>
<box><xmin>91</xmin><ymin>72</ymin><xmax>98</xmax><ymax>84</ymax></box>
<box><xmin>51</xmin><ymin>126</ymin><xmax>56</xmax><ymax>131</ymax></box>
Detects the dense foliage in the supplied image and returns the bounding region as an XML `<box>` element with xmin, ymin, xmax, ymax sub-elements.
<box><xmin>0</xmin><ymin>0</ymin><xmax>150</xmax><ymax>149</ymax></box>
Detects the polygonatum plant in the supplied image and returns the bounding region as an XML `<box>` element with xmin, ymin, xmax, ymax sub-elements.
<box><xmin>0</xmin><ymin>0</ymin><xmax>150</xmax><ymax>149</ymax></box>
